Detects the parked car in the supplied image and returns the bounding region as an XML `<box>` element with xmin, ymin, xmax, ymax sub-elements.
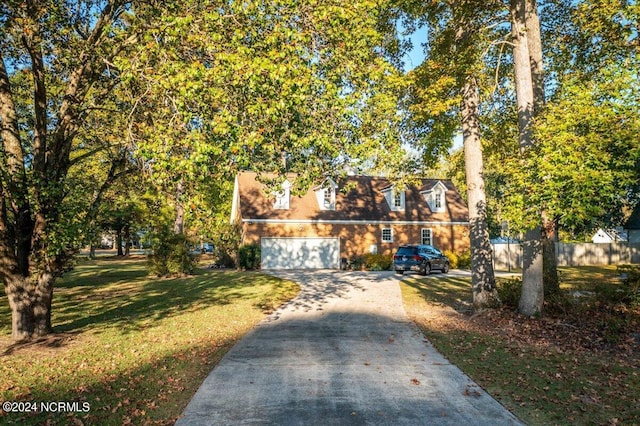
<box><xmin>393</xmin><ymin>244</ymin><xmax>450</xmax><ymax>275</ymax></box>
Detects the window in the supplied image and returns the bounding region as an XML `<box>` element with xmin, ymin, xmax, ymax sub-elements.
<box><xmin>273</xmin><ymin>181</ymin><xmax>291</xmax><ymax>209</ymax></box>
<box><xmin>423</xmin><ymin>182</ymin><xmax>446</xmax><ymax>213</ymax></box>
<box><xmin>434</xmin><ymin>189</ymin><xmax>443</xmax><ymax>210</ymax></box>
<box><xmin>394</xmin><ymin>191</ymin><xmax>403</xmax><ymax>208</ymax></box>
<box><xmin>323</xmin><ymin>188</ymin><xmax>332</xmax><ymax>208</ymax></box>
<box><xmin>315</xmin><ymin>180</ymin><xmax>336</xmax><ymax>210</ymax></box>
<box><xmin>382</xmin><ymin>228</ymin><xmax>393</xmax><ymax>243</ymax></box>
<box><xmin>274</xmin><ymin>190</ymin><xmax>289</xmax><ymax>209</ymax></box>
<box><xmin>421</xmin><ymin>229</ymin><xmax>432</xmax><ymax>245</ymax></box>
<box><xmin>383</xmin><ymin>187</ymin><xmax>405</xmax><ymax>211</ymax></box>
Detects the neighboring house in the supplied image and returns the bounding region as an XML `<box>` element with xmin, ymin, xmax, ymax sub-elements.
<box><xmin>625</xmin><ymin>206</ymin><xmax>640</xmax><ymax>244</ymax></box>
<box><xmin>592</xmin><ymin>227</ymin><xmax>628</xmax><ymax>243</ymax></box>
<box><xmin>230</xmin><ymin>172</ymin><xmax>470</xmax><ymax>269</ymax></box>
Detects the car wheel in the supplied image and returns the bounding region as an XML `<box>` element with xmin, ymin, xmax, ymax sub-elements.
<box><xmin>395</xmin><ymin>270</ymin><xmax>404</xmax><ymax>275</ymax></box>
<box><xmin>442</xmin><ymin>262</ymin><xmax>449</xmax><ymax>273</ymax></box>
<box><xmin>421</xmin><ymin>262</ymin><xmax>431</xmax><ymax>275</ymax></box>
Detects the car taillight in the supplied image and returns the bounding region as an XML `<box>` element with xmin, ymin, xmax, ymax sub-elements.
<box><xmin>413</xmin><ymin>255</ymin><xmax>421</xmax><ymax>261</ymax></box>
<box><xmin>393</xmin><ymin>255</ymin><xmax>400</xmax><ymax>260</ymax></box>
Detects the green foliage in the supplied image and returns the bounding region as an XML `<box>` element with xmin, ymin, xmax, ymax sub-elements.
<box><xmin>499</xmin><ymin>63</ymin><xmax>640</xmax><ymax>234</ymax></box>
<box><xmin>209</xmin><ymin>222</ymin><xmax>242</xmax><ymax>269</ymax></box>
<box><xmin>616</xmin><ymin>264</ymin><xmax>640</xmax><ymax>306</ymax></box>
<box><xmin>456</xmin><ymin>250</ymin><xmax>472</xmax><ymax>269</ymax></box>
<box><xmin>361</xmin><ymin>253</ymin><xmax>393</xmax><ymax>271</ymax></box>
<box><xmin>442</xmin><ymin>249</ymin><xmax>472</xmax><ymax>270</ymax></box>
<box><xmin>119</xmin><ymin>0</ymin><xmax>408</xmax><ymax>195</ymax></box>
<box><xmin>496</xmin><ymin>278</ymin><xmax>522</xmax><ymax>309</ymax></box>
<box><xmin>443</xmin><ymin>250</ymin><xmax>458</xmax><ymax>269</ymax></box>
<box><xmin>147</xmin><ymin>231</ymin><xmax>197</xmax><ymax>277</ymax></box>
<box><xmin>238</xmin><ymin>244</ymin><xmax>261</xmax><ymax>270</ymax></box>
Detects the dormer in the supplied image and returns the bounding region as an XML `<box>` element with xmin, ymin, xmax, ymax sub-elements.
<box><xmin>382</xmin><ymin>185</ymin><xmax>405</xmax><ymax>212</ymax></box>
<box><xmin>314</xmin><ymin>179</ymin><xmax>337</xmax><ymax>211</ymax></box>
<box><xmin>273</xmin><ymin>180</ymin><xmax>291</xmax><ymax>210</ymax></box>
<box><xmin>421</xmin><ymin>181</ymin><xmax>447</xmax><ymax>213</ymax></box>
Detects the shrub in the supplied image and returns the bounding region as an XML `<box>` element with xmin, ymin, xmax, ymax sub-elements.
<box><xmin>147</xmin><ymin>231</ymin><xmax>197</xmax><ymax>277</ymax></box>
<box><xmin>216</xmin><ymin>252</ymin><xmax>236</xmax><ymax>268</ymax></box>
<box><xmin>497</xmin><ymin>277</ymin><xmax>522</xmax><ymax>309</ymax></box>
<box><xmin>443</xmin><ymin>250</ymin><xmax>459</xmax><ymax>269</ymax></box>
<box><xmin>238</xmin><ymin>244</ymin><xmax>261</xmax><ymax>270</ymax></box>
<box><xmin>616</xmin><ymin>264</ymin><xmax>640</xmax><ymax>306</ymax></box>
<box><xmin>457</xmin><ymin>249</ymin><xmax>472</xmax><ymax>269</ymax></box>
<box><xmin>361</xmin><ymin>253</ymin><xmax>392</xmax><ymax>271</ymax></box>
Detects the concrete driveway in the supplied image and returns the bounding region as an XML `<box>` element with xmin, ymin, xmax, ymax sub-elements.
<box><xmin>176</xmin><ymin>270</ymin><xmax>523</xmax><ymax>425</ymax></box>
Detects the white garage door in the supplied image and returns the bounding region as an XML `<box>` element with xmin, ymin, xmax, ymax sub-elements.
<box><xmin>261</xmin><ymin>237</ymin><xmax>340</xmax><ymax>269</ymax></box>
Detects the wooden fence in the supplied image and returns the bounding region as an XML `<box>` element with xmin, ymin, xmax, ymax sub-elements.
<box><xmin>491</xmin><ymin>242</ymin><xmax>640</xmax><ymax>270</ymax></box>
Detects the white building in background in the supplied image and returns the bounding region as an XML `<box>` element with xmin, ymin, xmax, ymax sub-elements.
<box><xmin>592</xmin><ymin>227</ymin><xmax>628</xmax><ymax>243</ymax></box>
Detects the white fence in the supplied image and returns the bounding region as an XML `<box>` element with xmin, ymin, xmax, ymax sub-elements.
<box><xmin>491</xmin><ymin>242</ymin><xmax>640</xmax><ymax>270</ymax></box>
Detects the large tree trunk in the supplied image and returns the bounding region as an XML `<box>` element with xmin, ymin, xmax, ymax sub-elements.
<box><xmin>461</xmin><ymin>76</ymin><xmax>499</xmax><ymax>310</ymax></box>
<box><xmin>116</xmin><ymin>227</ymin><xmax>124</xmax><ymax>256</ymax></box>
<box><xmin>526</xmin><ymin>0</ymin><xmax>559</xmax><ymax>294</ymax></box>
<box><xmin>5</xmin><ymin>268</ymin><xmax>56</xmax><ymax>340</ymax></box>
<box><xmin>511</xmin><ymin>0</ymin><xmax>544</xmax><ymax>316</ymax></box>
<box><xmin>1</xmin><ymin>2</ymin><xmax>130</xmax><ymax>341</ymax></box>
<box><xmin>124</xmin><ymin>224</ymin><xmax>131</xmax><ymax>256</ymax></box>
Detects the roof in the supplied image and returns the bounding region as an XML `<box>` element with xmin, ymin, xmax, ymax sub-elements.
<box><xmin>233</xmin><ymin>172</ymin><xmax>469</xmax><ymax>223</ymax></box>
<box><xmin>625</xmin><ymin>205</ymin><xmax>640</xmax><ymax>230</ymax></box>
<box><xmin>592</xmin><ymin>228</ymin><xmax>628</xmax><ymax>243</ymax></box>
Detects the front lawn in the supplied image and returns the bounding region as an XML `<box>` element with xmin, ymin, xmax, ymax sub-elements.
<box><xmin>0</xmin><ymin>257</ymin><xmax>299</xmax><ymax>425</ymax></box>
<box><xmin>400</xmin><ymin>266</ymin><xmax>640</xmax><ymax>425</ymax></box>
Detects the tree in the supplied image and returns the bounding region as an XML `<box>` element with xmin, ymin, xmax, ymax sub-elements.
<box><xmin>509</xmin><ymin>0</ymin><xmax>544</xmax><ymax>316</ymax></box>
<box><xmin>0</xmin><ymin>0</ymin><xmax>143</xmax><ymax>340</ymax></box>
<box><xmin>1</xmin><ymin>0</ymin><xmax>408</xmax><ymax>339</ymax></box>
<box><xmin>117</xmin><ymin>0</ymin><xmax>408</xmax><ymax>234</ymax></box>
<box><xmin>401</xmin><ymin>1</ymin><xmax>504</xmax><ymax>309</ymax></box>
<box><xmin>502</xmin><ymin>63</ymin><xmax>640</xmax><ymax>243</ymax></box>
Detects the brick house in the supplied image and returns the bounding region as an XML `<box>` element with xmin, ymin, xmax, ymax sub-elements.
<box><xmin>231</xmin><ymin>172</ymin><xmax>470</xmax><ymax>269</ymax></box>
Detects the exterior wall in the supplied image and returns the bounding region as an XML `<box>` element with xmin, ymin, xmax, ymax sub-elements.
<box><xmin>241</xmin><ymin>222</ymin><xmax>470</xmax><ymax>259</ymax></box>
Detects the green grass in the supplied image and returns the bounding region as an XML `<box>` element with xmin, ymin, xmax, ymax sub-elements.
<box><xmin>0</xmin><ymin>257</ymin><xmax>299</xmax><ymax>425</ymax></box>
<box><xmin>400</xmin><ymin>267</ymin><xmax>640</xmax><ymax>426</ymax></box>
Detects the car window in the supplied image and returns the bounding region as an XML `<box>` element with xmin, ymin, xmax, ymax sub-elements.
<box><xmin>396</xmin><ymin>247</ymin><xmax>417</xmax><ymax>256</ymax></box>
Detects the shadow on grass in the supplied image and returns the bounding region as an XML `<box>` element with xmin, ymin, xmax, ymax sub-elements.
<box><xmin>54</xmin><ymin>271</ymin><xmax>284</xmax><ymax>334</ymax></box>
<box><xmin>400</xmin><ymin>275</ymin><xmax>473</xmax><ymax>312</ymax></box>
<box><xmin>0</xmin><ymin>338</ymin><xmax>237</xmax><ymax>426</ymax></box>
<box><xmin>0</xmin><ymin>259</ymin><xmax>297</xmax><ymax>341</ymax></box>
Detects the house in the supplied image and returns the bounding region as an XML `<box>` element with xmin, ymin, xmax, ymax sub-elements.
<box><xmin>591</xmin><ymin>227</ymin><xmax>628</xmax><ymax>243</ymax></box>
<box><xmin>230</xmin><ymin>172</ymin><xmax>470</xmax><ymax>269</ymax></box>
<box><xmin>625</xmin><ymin>206</ymin><xmax>640</xmax><ymax>244</ymax></box>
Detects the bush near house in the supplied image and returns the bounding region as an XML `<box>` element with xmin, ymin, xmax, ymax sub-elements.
<box><xmin>361</xmin><ymin>253</ymin><xmax>392</xmax><ymax>271</ymax></box>
<box><xmin>238</xmin><ymin>244</ymin><xmax>261</xmax><ymax>270</ymax></box>
<box><xmin>443</xmin><ymin>249</ymin><xmax>471</xmax><ymax>269</ymax></box>
<box><xmin>147</xmin><ymin>231</ymin><xmax>197</xmax><ymax>277</ymax></box>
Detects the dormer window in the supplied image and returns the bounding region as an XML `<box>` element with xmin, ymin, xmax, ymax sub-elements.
<box><xmin>382</xmin><ymin>186</ymin><xmax>405</xmax><ymax>212</ymax></box>
<box><xmin>273</xmin><ymin>180</ymin><xmax>291</xmax><ymax>209</ymax></box>
<box><xmin>314</xmin><ymin>179</ymin><xmax>337</xmax><ymax>211</ymax></box>
<box><xmin>422</xmin><ymin>181</ymin><xmax>447</xmax><ymax>213</ymax></box>
<box><xmin>323</xmin><ymin>188</ymin><xmax>333</xmax><ymax>208</ymax></box>
<box><xmin>393</xmin><ymin>191</ymin><xmax>403</xmax><ymax>209</ymax></box>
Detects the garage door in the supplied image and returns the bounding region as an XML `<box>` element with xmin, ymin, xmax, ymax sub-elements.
<box><xmin>261</xmin><ymin>237</ymin><xmax>340</xmax><ymax>269</ymax></box>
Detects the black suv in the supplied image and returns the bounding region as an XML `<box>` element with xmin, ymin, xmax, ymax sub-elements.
<box><xmin>393</xmin><ymin>244</ymin><xmax>450</xmax><ymax>275</ymax></box>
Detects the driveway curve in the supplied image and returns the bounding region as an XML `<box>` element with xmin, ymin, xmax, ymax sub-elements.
<box><xmin>176</xmin><ymin>270</ymin><xmax>523</xmax><ymax>425</ymax></box>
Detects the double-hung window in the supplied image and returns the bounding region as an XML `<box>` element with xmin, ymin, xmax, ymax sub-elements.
<box><xmin>421</xmin><ymin>229</ymin><xmax>432</xmax><ymax>245</ymax></box>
